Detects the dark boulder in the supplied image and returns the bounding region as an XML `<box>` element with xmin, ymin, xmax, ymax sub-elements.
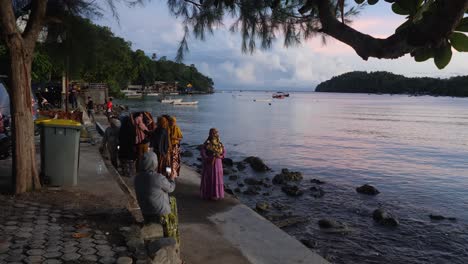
<box><xmin>181</xmin><ymin>150</ymin><xmax>194</xmax><ymax>157</ymax></box>
<box><xmin>234</xmin><ymin>187</ymin><xmax>241</xmax><ymax>193</ymax></box>
<box><xmin>236</xmin><ymin>162</ymin><xmax>247</xmax><ymax>171</ymax></box>
<box><xmin>373</xmin><ymin>209</ymin><xmax>399</xmax><ymax>226</ymax></box>
<box><xmin>197</xmin><ymin>157</ymin><xmax>202</xmax><ymax>162</ymax></box>
<box><xmin>273</xmin><ymin>216</ymin><xmax>309</xmax><ymax>228</ymax></box>
<box><xmin>244</xmin><ymin>178</ymin><xmax>263</xmax><ymax>185</ymax></box>
<box><xmin>243</xmin><ymin>186</ymin><xmax>260</xmax><ymax>195</ymax></box>
<box><xmin>262</xmin><ymin>192</ymin><xmax>271</xmax><ymax>196</ymax></box>
<box><xmin>228</xmin><ymin>175</ymin><xmax>238</xmax><ymax>181</ymax></box>
<box><xmin>255</xmin><ymin>201</ymin><xmax>270</xmax><ymax>212</ymax></box>
<box><xmin>224</xmin><ymin>187</ymin><xmax>234</xmax><ymax>195</ymax></box>
<box><xmin>281</xmin><ymin>185</ymin><xmax>304</xmax><ymax>197</ymax></box>
<box><xmin>244</xmin><ymin>156</ymin><xmax>270</xmax><ymax>172</ymax></box>
<box><xmin>222</xmin><ymin>158</ymin><xmax>234</xmax><ymax>167</ymax></box>
<box><xmin>310</xmin><ymin>186</ymin><xmax>325</xmax><ymax>198</ymax></box>
<box><xmin>310</xmin><ymin>179</ymin><xmax>325</xmax><ymax>185</ymax></box>
<box><xmin>223</xmin><ymin>168</ymin><xmax>231</xmax><ymax>175</ymax></box>
<box><xmin>318</xmin><ymin>219</ymin><xmax>346</xmax><ymax>229</ymax></box>
<box><xmin>273</xmin><ymin>169</ymin><xmax>303</xmax><ymax>185</ymax></box>
<box><xmin>429</xmin><ymin>214</ymin><xmax>457</xmax><ymax>221</ymax></box>
<box><xmin>237</xmin><ymin>183</ymin><xmax>245</xmax><ymax>188</ymax></box>
<box><xmin>300</xmin><ymin>239</ymin><xmax>318</xmax><ymax>249</ymax></box>
<box><xmin>356</xmin><ymin>184</ymin><xmax>380</xmax><ymax>195</ymax></box>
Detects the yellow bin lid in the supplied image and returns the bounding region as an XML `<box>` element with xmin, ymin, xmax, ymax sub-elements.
<box><xmin>39</xmin><ymin>119</ymin><xmax>82</xmax><ymax>129</ymax></box>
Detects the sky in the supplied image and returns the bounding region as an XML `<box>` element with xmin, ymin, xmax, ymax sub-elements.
<box><xmin>95</xmin><ymin>1</ymin><xmax>468</xmax><ymax>91</ymax></box>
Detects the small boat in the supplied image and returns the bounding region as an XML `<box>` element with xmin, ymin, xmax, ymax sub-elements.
<box><xmin>145</xmin><ymin>92</ymin><xmax>159</xmax><ymax>97</ymax></box>
<box><xmin>273</xmin><ymin>92</ymin><xmax>289</xmax><ymax>98</ymax></box>
<box><xmin>173</xmin><ymin>101</ymin><xmax>198</xmax><ymax>106</ymax></box>
<box><xmin>122</xmin><ymin>90</ymin><xmax>142</xmax><ymax>99</ymax></box>
<box><xmin>272</xmin><ymin>94</ymin><xmax>286</xmax><ymax>99</ymax></box>
<box><xmin>253</xmin><ymin>99</ymin><xmax>272</xmax><ymax>102</ymax></box>
<box><xmin>161</xmin><ymin>98</ymin><xmax>183</xmax><ymax>104</ymax></box>
<box><xmin>169</xmin><ymin>92</ymin><xmax>179</xmax><ymax>95</ymax></box>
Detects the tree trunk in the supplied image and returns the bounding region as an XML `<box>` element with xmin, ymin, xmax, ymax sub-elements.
<box><xmin>8</xmin><ymin>36</ymin><xmax>41</xmax><ymax>193</ymax></box>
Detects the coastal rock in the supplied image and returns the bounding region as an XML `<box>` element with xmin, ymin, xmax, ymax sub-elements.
<box><xmin>356</xmin><ymin>184</ymin><xmax>380</xmax><ymax>195</ymax></box>
<box><xmin>255</xmin><ymin>201</ymin><xmax>270</xmax><ymax>212</ymax></box>
<box><xmin>272</xmin><ymin>202</ymin><xmax>290</xmax><ymax>210</ymax></box>
<box><xmin>273</xmin><ymin>169</ymin><xmax>303</xmax><ymax>185</ymax></box>
<box><xmin>300</xmin><ymin>239</ymin><xmax>318</xmax><ymax>249</ymax></box>
<box><xmin>372</xmin><ymin>209</ymin><xmax>399</xmax><ymax>226</ymax></box>
<box><xmin>318</xmin><ymin>219</ymin><xmax>346</xmax><ymax>229</ymax></box>
<box><xmin>237</xmin><ymin>183</ymin><xmax>245</xmax><ymax>187</ymax></box>
<box><xmin>236</xmin><ymin>162</ymin><xmax>247</xmax><ymax>171</ymax></box>
<box><xmin>197</xmin><ymin>157</ymin><xmax>202</xmax><ymax>162</ymax></box>
<box><xmin>272</xmin><ymin>216</ymin><xmax>309</xmax><ymax>228</ymax></box>
<box><xmin>244</xmin><ymin>178</ymin><xmax>263</xmax><ymax>185</ymax></box>
<box><xmin>222</xmin><ymin>158</ymin><xmax>234</xmax><ymax>167</ymax></box>
<box><xmin>243</xmin><ymin>186</ymin><xmax>260</xmax><ymax>195</ymax></box>
<box><xmin>263</xmin><ymin>182</ymin><xmax>272</xmax><ymax>188</ymax></box>
<box><xmin>281</xmin><ymin>185</ymin><xmax>304</xmax><ymax>197</ymax></box>
<box><xmin>262</xmin><ymin>192</ymin><xmax>271</xmax><ymax>196</ymax></box>
<box><xmin>429</xmin><ymin>214</ymin><xmax>457</xmax><ymax>221</ymax></box>
<box><xmin>311</xmin><ymin>179</ymin><xmax>326</xmax><ymax>185</ymax></box>
<box><xmin>228</xmin><ymin>175</ymin><xmax>238</xmax><ymax>181</ymax></box>
<box><xmin>310</xmin><ymin>186</ymin><xmax>325</xmax><ymax>198</ymax></box>
<box><xmin>223</xmin><ymin>168</ymin><xmax>232</xmax><ymax>175</ymax></box>
<box><xmin>181</xmin><ymin>150</ymin><xmax>194</xmax><ymax>157</ymax></box>
<box><xmin>234</xmin><ymin>188</ymin><xmax>241</xmax><ymax>193</ymax></box>
<box><xmin>196</xmin><ymin>144</ymin><xmax>204</xmax><ymax>150</ymax></box>
<box><xmin>244</xmin><ymin>156</ymin><xmax>270</xmax><ymax>172</ymax></box>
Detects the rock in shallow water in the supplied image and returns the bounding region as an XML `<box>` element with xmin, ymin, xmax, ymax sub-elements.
<box><xmin>244</xmin><ymin>178</ymin><xmax>263</xmax><ymax>185</ymax></box>
<box><xmin>255</xmin><ymin>201</ymin><xmax>270</xmax><ymax>212</ymax></box>
<box><xmin>310</xmin><ymin>186</ymin><xmax>325</xmax><ymax>198</ymax></box>
<box><xmin>273</xmin><ymin>168</ymin><xmax>303</xmax><ymax>184</ymax></box>
<box><xmin>310</xmin><ymin>178</ymin><xmax>325</xmax><ymax>185</ymax></box>
<box><xmin>318</xmin><ymin>219</ymin><xmax>347</xmax><ymax>229</ymax></box>
<box><xmin>244</xmin><ymin>156</ymin><xmax>270</xmax><ymax>172</ymax></box>
<box><xmin>372</xmin><ymin>209</ymin><xmax>399</xmax><ymax>226</ymax></box>
<box><xmin>222</xmin><ymin>158</ymin><xmax>234</xmax><ymax>167</ymax></box>
<box><xmin>356</xmin><ymin>184</ymin><xmax>380</xmax><ymax>195</ymax></box>
<box><xmin>300</xmin><ymin>239</ymin><xmax>318</xmax><ymax>249</ymax></box>
<box><xmin>429</xmin><ymin>214</ymin><xmax>457</xmax><ymax>221</ymax></box>
<box><xmin>281</xmin><ymin>185</ymin><xmax>304</xmax><ymax>196</ymax></box>
<box><xmin>228</xmin><ymin>175</ymin><xmax>238</xmax><ymax>181</ymax></box>
<box><xmin>181</xmin><ymin>150</ymin><xmax>194</xmax><ymax>157</ymax></box>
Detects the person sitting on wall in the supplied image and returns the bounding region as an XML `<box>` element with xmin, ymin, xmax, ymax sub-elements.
<box><xmin>134</xmin><ymin>151</ymin><xmax>176</xmax><ymax>224</ymax></box>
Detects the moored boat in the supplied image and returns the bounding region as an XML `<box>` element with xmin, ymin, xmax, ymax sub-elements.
<box><xmin>173</xmin><ymin>101</ymin><xmax>198</xmax><ymax>105</ymax></box>
<box><xmin>161</xmin><ymin>98</ymin><xmax>183</xmax><ymax>104</ymax></box>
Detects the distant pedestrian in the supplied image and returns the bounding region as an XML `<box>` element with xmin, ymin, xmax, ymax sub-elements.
<box><xmin>106</xmin><ymin>98</ymin><xmax>113</xmax><ymax>117</ymax></box>
<box><xmin>168</xmin><ymin>116</ymin><xmax>183</xmax><ymax>178</ymax></box>
<box><xmin>200</xmin><ymin>128</ymin><xmax>225</xmax><ymax>200</ymax></box>
<box><xmin>86</xmin><ymin>96</ymin><xmax>95</xmax><ymax>122</ymax></box>
<box><xmin>134</xmin><ymin>151</ymin><xmax>176</xmax><ymax>221</ymax></box>
<box><xmin>100</xmin><ymin>118</ymin><xmax>121</xmax><ymax>168</ymax></box>
<box><xmin>151</xmin><ymin>116</ymin><xmax>170</xmax><ymax>176</ymax></box>
<box><xmin>69</xmin><ymin>87</ymin><xmax>77</xmax><ymax>108</ymax></box>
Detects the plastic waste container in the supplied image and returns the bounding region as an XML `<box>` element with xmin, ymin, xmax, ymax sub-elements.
<box><xmin>38</xmin><ymin>119</ymin><xmax>82</xmax><ymax>186</ymax></box>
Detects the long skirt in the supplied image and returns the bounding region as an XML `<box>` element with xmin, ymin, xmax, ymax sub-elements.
<box><xmin>170</xmin><ymin>144</ymin><xmax>181</xmax><ymax>178</ymax></box>
<box><xmin>156</xmin><ymin>152</ymin><xmax>170</xmax><ymax>176</ymax></box>
<box><xmin>200</xmin><ymin>157</ymin><xmax>224</xmax><ymax>200</ymax></box>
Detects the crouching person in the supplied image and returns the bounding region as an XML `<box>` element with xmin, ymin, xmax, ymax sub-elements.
<box><xmin>135</xmin><ymin>152</ymin><xmax>179</xmax><ymax>241</ymax></box>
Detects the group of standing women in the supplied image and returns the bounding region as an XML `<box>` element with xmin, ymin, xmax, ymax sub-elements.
<box><xmin>117</xmin><ymin>112</ymin><xmax>183</xmax><ymax>179</ymax></box>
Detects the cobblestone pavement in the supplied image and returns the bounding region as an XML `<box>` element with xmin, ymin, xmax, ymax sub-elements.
<box><xmin>0</xmin><ymin>199</ymin><xmax>136</xmax><ymax>264</ymax></box>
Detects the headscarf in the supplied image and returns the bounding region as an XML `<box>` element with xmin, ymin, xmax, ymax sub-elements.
<box><xmin>169</xmin><ymin>116</ymin><xmax>183</xmax><ymax>145</ymax></box>
<box><xmin>204</xmin><ymin>128</ymin><xmax>223</xmax><ymax>157</ymax></box>
<box><xmin>110</xmin><ymin>118</ymin><xmax>121</xmax><ymax>128</ymax></box>
<box><xmin>139</xmin><ymin>151</ymin><xmax>158</xmax><ymax>173</ymax></box>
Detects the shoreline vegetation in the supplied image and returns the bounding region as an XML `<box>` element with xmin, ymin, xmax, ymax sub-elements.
<box><xmin>315</xmin><ymin>71</ymin><xmax>468</xmax><ymax>97</ymax></box>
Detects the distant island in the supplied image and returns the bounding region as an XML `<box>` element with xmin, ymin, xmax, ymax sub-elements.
<box><xmin>315</xmin><ymin>71</ymin><xmax>468</xmax><ymax>97</ymax></box>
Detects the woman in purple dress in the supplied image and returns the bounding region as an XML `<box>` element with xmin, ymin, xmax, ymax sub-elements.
<box><xmin>200</xmin><ymin>128</ymin><xmax>225</xmax><ymax>200</ymax></box>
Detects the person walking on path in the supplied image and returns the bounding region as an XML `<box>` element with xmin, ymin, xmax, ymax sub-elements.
<box><xmin>86</xmin><ymin>96</ymin><xmax>95</xmax><ymax>122</ymax></box>
<box><xmin>100</xmin><ymin>118</ymin><xmax>121</xmax><ymax>168</ymax></box>
<box><xmin>151</xmin><ymin>116</ymin><xmax>170</xmax><ymax>176</ymax></box>
<box><xmin>106</xmin><ymin>98</ymin><xmax>113</xmax><ymax>117</ymax></box>
<box><xmin>69</xmin><ymin>87</ymin><xmax>77</xmax><ymax>109</ymax></box>
<box><xmin>200</xmin><ymin>128</ymin><xmax>225</xmax><ymax>200</ymax></box>
<box><xmin>168</xmin><ymin>116</ymin><xmax>183</xmax><ymax>178</ymax></box>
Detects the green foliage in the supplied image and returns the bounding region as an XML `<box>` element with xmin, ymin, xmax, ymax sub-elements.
<box><xmin>449</xmin><ymin>32</ymin><xmax>468</xmax><ymax>52</ymax></box>
<box><xmin>433</xmin><ymin>41</ymin><xmax>452</xmax><ymax>70</ymax></box>
<box><xmin>455</xmin><ymin>17</ymin><xmax>468</xmax><ymax>32</ymax></box>
<box><xmin>316</xmin><ymin>71</ymin><xmax>468</xmax><ymax>97</ymax></box>
<box><xmin>27</xmin><ymin>15</ymin><xmax>214</xmax><ymax>95</ymax></box>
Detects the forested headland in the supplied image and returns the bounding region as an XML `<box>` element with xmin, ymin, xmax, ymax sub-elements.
<box><xmin>315</xmin><ymin>71</ymin><xmax>468</xmax><ymax>97</ymax></box>
<box><xmin>0</xmin><ymin>16</ymin><xmax>214</xmax><ymax>95</ymax></box>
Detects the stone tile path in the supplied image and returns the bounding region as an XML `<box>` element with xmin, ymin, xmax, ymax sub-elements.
<box><xmin>0</xmin><ymin>199</ymin><xmax>135</xmax><ymax>264</ymax></box>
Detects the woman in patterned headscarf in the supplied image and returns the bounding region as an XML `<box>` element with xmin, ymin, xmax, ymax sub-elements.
<box><xmin>151</xmin><ymin>116</ymin><xmax>170</xmax><ymax>175</ymax></box>
<box><xmin>200</xmin><ymin>128</ymin><xmax>225</xmax><ymax>200</ymax></box>
<box><xmin>168</xmin><ymin>116</ymin><xmax>183</xmax><ymax>178</ymax></box>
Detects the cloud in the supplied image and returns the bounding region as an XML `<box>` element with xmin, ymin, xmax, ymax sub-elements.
<box><xmin>95</xmin><ymin>2</ymin><xmax>468</xmax><ymax>91</ymax></box>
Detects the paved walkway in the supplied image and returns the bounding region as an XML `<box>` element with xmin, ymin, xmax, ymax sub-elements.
<box><xmin>175</xmin><ymin>164</ymin><xmax>329</xmax><ymax>264</ymax></box>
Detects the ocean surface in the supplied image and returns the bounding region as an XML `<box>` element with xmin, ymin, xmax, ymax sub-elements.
<box><xmin>120</xmin><ymin>92</ymin><xmax>468</xmax><ymax>264</ymax></box>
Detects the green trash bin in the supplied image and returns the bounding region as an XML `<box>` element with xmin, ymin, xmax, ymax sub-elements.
<box><xmin>38</xmin><ymin>119</ymin><xmax>82</xmax><ymax>186</ymax></box>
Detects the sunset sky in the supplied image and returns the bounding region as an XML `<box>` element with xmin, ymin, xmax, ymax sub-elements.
<box><xmin>96</xmin><ymin>1</ymin><xmax>468</xmax><ymax>90</ymax></box>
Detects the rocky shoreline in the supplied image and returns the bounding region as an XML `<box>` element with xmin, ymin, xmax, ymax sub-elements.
<box><xmin>180</xmin><ymin>143</ymin><xmax>466</xmax><ymax>263</ymax></box>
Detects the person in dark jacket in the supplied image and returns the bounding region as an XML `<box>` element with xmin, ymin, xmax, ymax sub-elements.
<box><xmin>134</xmin><ymin>151</ymin><xmax>176</xmax><ymax>223</ymax></box>
<box><xmin>119</xmin><ymin>115</ymin><xmax>137</xmax><ymax>177</ymax></box>
<box><xmin>100</xmin><ymin>118</ymin><xmax>120</xmax><ymax>168</ymax></box>
<box><xmin>150</xmin><ymin>116</ymin><xmax>170</xmax><ymax>175</ymax></box>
